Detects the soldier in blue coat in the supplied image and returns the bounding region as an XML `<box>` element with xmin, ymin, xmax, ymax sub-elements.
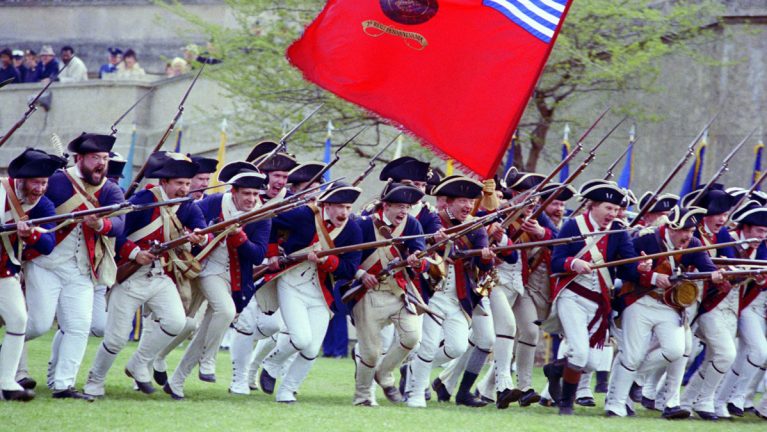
<box><xmin>257</xmin><ymin>183</ymin><xmax>362</xmax><ymax>404</ymax></box>
<box><xmin>84</xmin><ymin>152</ymin><xmax>207</xmax><ymax>398</ymax></box>
<box><xmin>164</xmin><ymin>162</ymin><xmax>271</xmax><ymax>399</ymax></box>
<box><xmin>19</xmin><ymin>133</ymin><xmax>124</xmax><ymax>401</ymax></box>
<box><xmin>349</xmin><ymin>183</ymin><xmax>427</xmax><ymax>406</ymax></box>
<box><xmin>0</xmin><ymin>148</ymin><xmax>61</xmax><ymax>402</ymax></box>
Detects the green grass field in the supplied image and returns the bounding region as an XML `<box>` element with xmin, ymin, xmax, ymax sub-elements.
<box><xmin>1</xmin><ymin>330</ymin><xmax>764</xmax><ymax>431</ymax></box>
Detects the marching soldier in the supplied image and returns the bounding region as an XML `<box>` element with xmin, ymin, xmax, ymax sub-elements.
<box><xmin>19</xmin><ymin>133</ymin><xmax>125</xmax><ymax>400</ymax></box>
<box><xmin>287</xmin><ymin>161</ymin><xmax>325</xmax><ymax>193</ymax></box>
<box><xmin>349</xmin><ymin>183</ymin><xmax>427</xmax><ymax>406</ymax></box>
<box><xmin>257</xmin><ymin>183</ymin><xmax>362</xmax><ymax>404</ymax></box>
<box><xmin>189</xmin><ymin>156</ymin><xmax>219</xmax><ymax>200</ymax></box>
<box><xmin>84</xmin><ymin>152</ymin><xmax>207</xmax><ymax>397</ymax></box>
<box><xmin>543</xmin><ymin>180</ymin><xmax>651</xmax><ymax>415</ymax></box>
<box><xmin>0</xmin><ymin>149</ymin><xmax>61</xmax><ymax>401</ymax></box>
<box><xmin>164</xmin><ymin>162</ymin><xmax>271</xmax><ymax>399</ymax></box>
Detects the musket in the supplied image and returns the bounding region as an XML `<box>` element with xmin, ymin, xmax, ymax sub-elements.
<box><xmin>115</xmin><ymin>186</ymin><xmax>325</xmax><ymax>284</ymax></box>
<box><xmin>124</xmin><ymin>64</ymin><xmax>206</xmax><ymax>198</ymax></box>
<box><xmin>629</xmin><ymin>113</ymin><xmax>720</xmax><ymax>226</ymax></box>
<box><xmin>252</xmin><ymin>103</ymin><xmax>324</xmax><ymax>170</ymax></box>
<box><xmin>688</xmin><ymin>127</ymin><xmax>755</xmax><ymax>210</ymax></box>
<box><xmin>109</xmin><ymin>87</ymin><xmax>157</xmax><ymax>136</ymax></box>
<box><xmin>551</xmin><ymin>237</ymin><xmax>753</xmax><ymax>278</ymax></box>
<box><xmin>0</xmin><ymin>61</ymin><xmax>71</xmax><ymax>148</ymax></box>
<box><xmin>252</xmin><ymin>233</ymin><xmax>437</xmax><ymax>282</ymax></box>
<box><xmin>351</xmin><ymin>133</ymin><xmax>401</xmax><ymax>186</ymax></box>
<box><xmin>0</xmin><ymin>197</ymin><xmax>191</xmax><ymax>233</ymax></box>
<box><xmin>670</xmin><ymin>268</ymin><xmax>767</xmax><ymax>283</ymax></box>
<box><xmin>711</xmin><ymin>257</ymin><xmax>767</xmax><ymax>267</ymax></box>
<box><xmin>0</xmin><ymin>77</ymin><xmax>14</xmax><ymax>89</ymax></box>
<box><xmin>498</xmin><ymin>108</ymin><xmax>613</xmax><ymax>230</ymax></box>
<box><xmin>188</xmin><ymin>182</ymin><xmax>234</xmax><ymax>196</ymax></box>
<box><xmin>506</xmin><ymin>116</ymin><xmax>628</xmax><ymax>240</ymax></box>
<box><xmin>453</xmin><ymin>227</ymin><xmax>639</xmax><ymax>259</ymax></box>
<box><xmin>298</xmin><ymin>127</ymin><xmax>367</xmax><ymax>192</ymax></box>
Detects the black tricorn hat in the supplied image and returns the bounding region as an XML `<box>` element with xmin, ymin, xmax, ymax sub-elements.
<box><xmin>681</xmin><ymin>184</ymin><xmax>737</xmax><ymax>216</ymax></box>
<box><xmin>317</xmin><ymin>182</ymin><xmax>362</xmax><ymax>204</ymax></box>
<box><xmin>379</xmin><ymin>156</ymin><xmax>431</xmax><ymax>182</ymax></box>
<box><xmin>540</xmin><ymin>182</ymin><xmax>576</xmax><ymax>202</ymax></box>
<box><xmin>252</xmin><ymin>153</ymin><xmax>298</xmax><ymax>173</ymax></box>
<box><xmin>218</xmin><ymin>161</ymin><xmax>266</xmax><ymax>189</ymax></box>
<box><xmin>190</xmin><ymin>156</ymin><xmax>218</xmax><ymax>174</ymax></box>
<box><xmin>503</xmin><ymin>167</ymin><xmax>545</xmax><ymax>192</ymax></box>
<box><xmin>246</xmin><ymin>141</ymin><xmax>279</xmax><ymax>163</ymax></box>
<box><xmin>380</xmin><ymin>183</ymin><xmax>424</xmax><ymax>204</ymax></box>
<box><xmin>107</xmin><ymin>151</ymin><xmax>127</xmax><ymax>179</ymax></box>
<box><xmin>638</xmin><ymin>192</ymin><xmax>678</xmax><ymax>213</ymax></box>
<box><xmin>667</xmin><ymin>206</ymin><xmax>707</xmax><ymax>230</ymax></box>
<box><xmin>8</xmin><ymin>148</ymin><xmax>65</xmax><ymax>178</ymax></box>
<box><xmin>146</xmin><ymin>152</ymin><xmax>199</xmax><ymax>179</ymax></box>
<box><xmin>579</xmin><ymin>180</ymin><xmax>626</xmax><ymax>206</ymax></box>
<box><xmin>288</xmin><ymin>161</ymin><xmax>326</xmax><ymax>185</ymax></box>
<box><xmin>431</xmin><ymin>176</ymin><xmax>483</xmax><ymax>199</ymax></box>
<box><xmin>732</xmin><ymin>200</ymin><xmax>767</xmax><ymax>227</ymax></box>
<box><xmin>67</xmin><ymin>133</ymin><xmax>115</xmax><ymax>154</ymax></box>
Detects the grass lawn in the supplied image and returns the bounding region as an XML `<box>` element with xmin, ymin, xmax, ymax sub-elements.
<box><xmin>1</xmin><ymin>330</ymin><xmax>765</xmax><ymax>431</ymax></box>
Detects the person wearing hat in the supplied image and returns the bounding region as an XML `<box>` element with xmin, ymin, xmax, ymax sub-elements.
<box><xmin>287</xmin><ymin>161</ymin><xmax>326</xmax><ymax>193</ymax></box>
<box><xmin>636</xmin><ymin>192</ymin><xmax>679</xmax><ymax>228</ymax></box>
<box><xmin>17</xmin><ymin>133</ymin><xmax>124</xmax><ymax>401</ymax></box>
<box><xmin>0</xmin><ymin>149</ymin><xmax>61</xmax><ymax>402</ymax></box>
<box><xmin>605</xmin><ymin>206</ymin><xmax>723</xmax><ymax>419</ymax></box>
<box><xmin>713</xmin><ymin>200</ymin><xmax>767</xmax><ymax>419</ymax></box>
<box><xmin>413</xmin><ymin>176</ymin><xmax>497</xmax><ymax>408</ymax></box>
<box><xmin>257</xmin><ymin>182</ymin><xmax>362</xmax><ymax>404</ymax></box>
<box><xmin>249</xmin><ymin>147</ymin><xmax>298</xmax><ymax>206</ymax></box>
<box><xmin>188</xmin><ymin>155</ymin><xmax>219</xmax><ymax>200</ymax></box>
<box><xmin>677</xmin><ymin>185</ymin><xmax>739</xmax><ymax>419</ymax></box>
<box><xmin>346</xmin><ymin>183</ymin><xmax>428</xmax><ymax>406</ymax></box>
<box><xmin>99</xmin><ymin>47</ymin><xmax>122</xmax><ymax>79</ymax></box>
<box><xmin>541</xmin><ymin>180</ymin><xmax>651</xmax><ymax>415</ymax></box>
<box><xmin>106</xmin><ymin>151</ymin><xmax>127</xmax><ymax>185</ymax></box>
<box><xmin>0</xmin><ymin>48</ymin><xmax>20</xmax><ymax>84</ymax></box>
<box><xmin>37</xmin><ymin>45</ymin><xmax>59</xmax><ymax>82</ymax></box>
<box><xmin>83</xmin><ymin>152</ymin><xmax>207</xmax><ymax>398</ymax></box>
<box><xmin>20</xmin><ymin>50</ymin><xmax>41</xmax><ymax>84</ymax></box>
<box><xmin>163</xmin><ymin>162</ymin><xmax>271</xmax><ymax>400</ymax></box>
<box><xmin>542</xmin><ymin>182</ymin><xmax>577</xmax><ymax>229</ymax></box>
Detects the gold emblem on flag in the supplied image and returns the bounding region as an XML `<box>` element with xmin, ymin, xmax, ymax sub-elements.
<box><xmin>362</xmin><ymin>20</ymin><xmax>428</xmax><ymax>51</ymax></box>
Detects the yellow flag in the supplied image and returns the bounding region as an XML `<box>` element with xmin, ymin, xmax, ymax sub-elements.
<box><xmin>211</xmin><ymin>119</ymin><xmax>228</xmax><ymax>188</ymax></box>
<box><xmin>446</xmin><ymin>159</ymin><xmax>454</xmax><ymax>176</ymax></box>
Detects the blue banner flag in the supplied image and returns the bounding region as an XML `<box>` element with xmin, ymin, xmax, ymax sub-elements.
<box><xmin>753</xmin><ymin>141</ymin><xmax>764</xmax><ymax>191</ymax></box>
<box><xmin>119</xmin><ymin>126</ymin><xmax>137</xmax><ymax>190</ymax></box>
<box><xmin>679</xmin><ymin>140</ymin><xmax>707</xmax><ymax>198</ymax></box>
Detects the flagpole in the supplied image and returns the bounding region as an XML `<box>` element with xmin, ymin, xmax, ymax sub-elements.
<box><xmin>323</xmin><ymin>120</ymin><xmax>334</xmax><ymax>182</ymax></box>
<box><xmin>120</xmin><ymin>124</ymin><xmax>137</xmax><ymax>190</ymax></box>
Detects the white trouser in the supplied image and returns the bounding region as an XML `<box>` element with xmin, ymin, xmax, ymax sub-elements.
<box><xmin>681</xmin><ymin>305</ymin><xmax>738</xmax><ymax>412</ymax></box>
<box><xmin>438</xmin><ymin>300</ymin><xmax>494</xmax><ymax>393</ymax></box>
<box><xmin>490</xmin><ymin>283</ymin><xmax>519</xmax><ymax>392</ymax></box>
<box><xmin>84</xmin><ymin>267</ymin><xmax>186</xmax><ymax>395</ymax></box>
<box><xmin>557</xmin><ymin>289</ymin><xmax>604</xmax><ymax>371</ymax></box>
<box><xmin>24</xmin><ymin>261</ymin><xmax>93</xmax><ymax>390</ymax></box>
<box><xmin>168</xmin><ymin>274</ymin><xmax>236</xmax><ymax>395</ymax></box>
<box><xmin>352</xmin><ymin>289</ymin><xmax>421</xmax><ymax>404</ymax></box>
<box><xmin>261</xmin><ymin>277</ymin><xmax>330</xmax><ymax>401</ymax></box>
<box><xmin>0</xmin><ymin>276</ymin><xmax>27</xmax><ymax>391</ymax></box>
<box><xmin>230</xmin><ymin>297</ymin><xmax>284</xmax><ymax>389</ymax></box>
<box><xmin>715</xmin><ymin>304</ymin><xmax>767</xmax><ymax>410</ymax></box>
<box><xmin>605</xmin><ymin>297</ymin><xmax>685</xmax><ymax>415</ymax></box>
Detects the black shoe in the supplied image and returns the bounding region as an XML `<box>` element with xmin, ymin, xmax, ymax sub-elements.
<box><xmin>52</xmin><ymin>387</ymin><xmax>94</xmax><ymax>402</ymax></box>
<box><xmin>606</xmin><ymin>410</ymin><xmax>620</xmax><ymax>417</ymax></box>
<box><xmin>163</xmin><ymin>383</ymin><xmax>184</xmax><ymax>401</ymax></box>
<box><xmin>432</xmin><ymin>377</ymin><xmax>451</xmax><ymax>402</ymax></box>
<box><xmin>662</xmin><ymin>406</ymin><xmax>691</xmax><ymax>420</ymax></box>
<box><xmin>727</xmin><ymin>402</ymin><xmax>744</xmax><ymax>417</ymax></box>
<box><xmin>259</xmin><ymin>369</ymin><xmax>276</xmax><ymax>395</ymax></box>
<box><xmin>424</xmin><ymin>388</ymin><xmax>431</xmax><ymax>401</ymax></box>
<box><xmin>518</xmin><ymin>389</ymin><xmax>541</xmax><ymax>407</ymax></box>
<box><xmin>354</xmin><ymin>400</ymin><xmax>374</xmax><ymax>407</ymax></box>
<box><xmin>694</xmin><ymin>410</ymin><xmax>719</xmax><ymax>421</ymax></box>
<box><xmin>626</xmin><ymin>404</ymin><xmax>636</xmax><ymax>417</ymax></box>
<box><xmin>455</xmin><ymin>391</ymin><xmax>487</xmax><ymax>408</ymax></box>
<box><xmin>539</xmin><ymin>397</ymin><xmax>554</xmax><ymax>407</ymax></box>
<box><xmin>2</xmin><ymin>389</ymin><xmax>35</xmax><ymax>402</ymax></box>
<box><xmin>594</xmin><ymin>381</ymin><xmax>608</xmax><ymax>394</ymax></box>
<box><xmin>153</xmin><ymin>369</ymin><xmax>168</xmax><ymax>386</ymax></box>
<box><xmin>641</xmin><ymin>396</ymin><xmax>658</xmax><ymax>411</ymax></box>
<box><xmin>198</xmin><ymin>372</ymin><xmax>216</xmax><ymax>383</ymax></box>
<box><xmin>543</xmin><ymin>363</ymin><xmax>563</xmax><ymax>403</ymax></box>
<box><xmin>16</xmin><ymin>377</ymin><xmax>37</xmax><ymax>390</ymax></box>
<box><xmin>628</xmin><ymin>382</ymin><xmax>642</xmax><ymax>403</ymax></box>
<box><xmin>756</xmin><ymin>410</ymin><xmax>767</xmax><ymax>420</ymax></box>
<box><xmin>398</xmin><ymin>365</ymin><xmax>408</xmax><ymax>397</ymax></box>
<box><xmin>125</xmin><ymin>368</ymin><xmax>155</xmax><ymax>394</ymax></box>
<box><xmin>496</xmin><ymin>388</ymin><xmax>519</xmax><ymax>409</ymax></box>
<box><xmin>379</xmin><ymin>384</ymin><xmax>403</xmax><ymax>404</ymax></box>
<box><xmin>744</xmin><ymin>406</ymin><xmax>756</xmax><ymax>414</ymax></box>
<box><xmin>576</xmin><ymin>396</ymin><xmax>596</xmax><ymax>407</ymax></box>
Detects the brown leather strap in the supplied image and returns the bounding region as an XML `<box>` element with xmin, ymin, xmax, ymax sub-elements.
<box><xmin>63</xmin><ymin>169</ymin><xmax>100</xmax><ymax>208</ymax></box>
<box><xmin>1</xmin><ymin>178</ymin><xmax>29</xmax><ymax>222</ymax></box>
<box><xmin>309</xmin><ymin>204</ymin><xmax>335</xmax><ymax>249</ymax></box>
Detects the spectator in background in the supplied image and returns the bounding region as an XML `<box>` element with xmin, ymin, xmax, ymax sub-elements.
<box><xmin>38</xmin><ymin>45</ymin><xmax>60</xmax><ymax>82</ymax></box>
<box><xmin>115</xmin><ymin>49</ymin><xmax>145</xmax><ymax>80</ymax></box>
<box><xmin>12</xmin><ymin>50</ymin><xmax>24</xmax><ymax>71</ymax></box>
<box><xmin>21</xmin><ymin>50</ymin><xmax>42</xmax><ymax>83</ymax></box>
<box><xmin>165</xmin><ymin>57</ymin><xmax>188</xmax><ymax>78</ymax></box>
<box><xmin>99</xmin><ymin>47</ymin><xmax>122</xmax><ymax>79</ymax></box>
<box><xmin>58</xmin><ymin>45</ymin><xmax>88</xmax><ymax>82</ymax></box>
<box><xmin>0</xmin><ymin>48</ymin><xmax>20</xmax><ymax>84</ymax></box>
<box><xmin>183</xmin><ymin>43</ymin><xmax>222</xmax><ymax>67</ymax></box>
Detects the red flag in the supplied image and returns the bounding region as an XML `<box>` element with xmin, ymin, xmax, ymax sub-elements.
<box><xmin>288</xmin><ymin>0</ymin><xmax>573</xmax><ymax>178</ymax></box>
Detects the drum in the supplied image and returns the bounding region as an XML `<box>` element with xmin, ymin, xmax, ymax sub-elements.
<box><xmin>664</xmin><ymin>280</ymin><xmax>699</xmax><ymax>308</ymax></box>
